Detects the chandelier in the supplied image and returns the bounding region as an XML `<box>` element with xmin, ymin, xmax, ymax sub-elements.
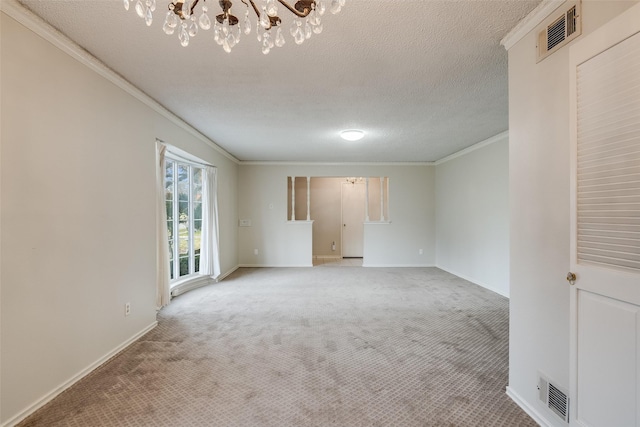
<box><xmin>124</xmin><ymin>0</ymin><xmax>345</xmax><ymax>54</ymax></box>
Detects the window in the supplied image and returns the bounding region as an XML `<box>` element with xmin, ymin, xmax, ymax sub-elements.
<box><xmin>165</xmin><ymin>159</ymin><xmax>203</xmax><ymax>280</ymax></box>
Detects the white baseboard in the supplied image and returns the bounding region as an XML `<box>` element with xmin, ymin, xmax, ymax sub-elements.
<box><xmin>506</xmin><ymin>386</ymin><xmax>555</xmax><ymax>427</ymax></box>
<box><xmin>171</xmin><ymin>276</ymin><xmax>213</xmax><ymax>297</ymax></box>
<box><xmin>238</xmin><ymin>264</ymin><xmax>313</xmax><ymax>268</ymax></box>
<box><xmin>3</xmin><ymin>321</ymin><xmax>158</xmax><ymax>427</ymax></box>
<box><xmin>362</xmin><ymin>264</ymin><xmax>436</xmax><ymax>268</ymax></box>
<box><xmin>435</xmin><ymin>265</ymin><xmax>509</xmax><ymax>298</ymax></box>
<box><xmin>216</xmin><ymin>265</ymin><xmax>239</xmax><ymax>281</ymax></box>
<box><xmin>170</xmin><ymin>266</ymin><xmax>241</xmax><ymax>297</ymax></box>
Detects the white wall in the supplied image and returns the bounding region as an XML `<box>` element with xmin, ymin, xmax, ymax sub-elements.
<box><xmin>435</xmin><ymin>134</ymin><xmax>509</xmax><ymax>297</ymax></box>
<box><xmin>238</xmin><ymin>164</ymin><xmax>435</xmax><ymax>267</ymax></box>
<box><xmin>506</xmin><ymin>2</ymin><xmax>637</xmax><ymax>425</ymax></box>
<box><xmin>0</xmin><ymin>12</ymin><xmax>238</xmax><ymax>425</ymax></box>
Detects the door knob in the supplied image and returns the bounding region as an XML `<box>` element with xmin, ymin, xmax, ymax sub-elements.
<box><xmin>566</xmin><ymin>272</ymin><xmax>577</xmax><ymax>285</ymax></box>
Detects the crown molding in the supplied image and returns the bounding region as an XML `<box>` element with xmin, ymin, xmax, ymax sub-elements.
<box><xmin>434</xmin><ymin>131</ymin><xmax>508</xmax><ymax>165</ymax></box>
<box><xmin>501</xmin><ymin>0</ymin><xmax>565</xmax><ymax>51</ymax></box>
<box><xmin>0</xmin><ymin>0</ymin><xmax>239</xmax><ymax>164</ymax></box>
<box><xmin>238</xmin><ymin>161</ymin><xmax>435</xmax><ymax>166</ymax></box>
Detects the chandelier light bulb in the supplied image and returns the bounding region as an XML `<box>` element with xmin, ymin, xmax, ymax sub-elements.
<box><xmin>125</xmin><ymin>0</ymin><xmax>346</xmax><ymax>54</ymax></box>
<box><xmin>340</xmin><ymin>130</ymin><xmax>365</xmax><ymax>141</ymax></box>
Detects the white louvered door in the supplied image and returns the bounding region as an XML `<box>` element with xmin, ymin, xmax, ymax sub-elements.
<box><xmin>569</xmin><ymin>6</ymin><xmax>640</xmax><ymax>427</ymax></box>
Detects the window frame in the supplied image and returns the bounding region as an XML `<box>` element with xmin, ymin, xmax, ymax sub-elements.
<box><xmin>165</xmin><ymin>155</ymin><xmax>203</xmax><ymax>284</ymax></box>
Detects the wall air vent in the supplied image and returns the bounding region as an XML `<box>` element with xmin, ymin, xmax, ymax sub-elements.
<box><xmin>537</xmin><ymin>1</ymin><xmax>582</xmax><ymax>62</ymax></box>
<box><xmin>538</xmin><ymin>373</ymin><xmax>569</xmax><ymax>423</ymax></box>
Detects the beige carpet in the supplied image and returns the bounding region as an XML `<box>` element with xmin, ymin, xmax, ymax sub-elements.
<box><xmin>20</xmin><ymin>267</ymin><xmax>536</xmax><ymax>426</ymax></box>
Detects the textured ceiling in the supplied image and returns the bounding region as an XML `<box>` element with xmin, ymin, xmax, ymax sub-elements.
<box><xmin>18</xmin><ymin>0</ymin><xmax>540</xmax><ymax>162</ymax></box>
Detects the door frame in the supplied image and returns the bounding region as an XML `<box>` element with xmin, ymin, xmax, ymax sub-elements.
<box><xmin>568</xmin><ymin>4</ymin><xmax>640</xmax><ymax>424</ymax></box>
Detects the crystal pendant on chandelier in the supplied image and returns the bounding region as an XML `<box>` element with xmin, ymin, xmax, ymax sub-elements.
<box><xmin>178</xmin><ymin>22</ymin><xmax>189</xmax><ymax>46</ymax></box>
<box><xmin>243</xmin><ymin>10</ymin><xmax>252</xmax><ymax>35</ymax></box>
<box><xmin>145</xmin><ymin>7</ymin><xmax>153</xmax><ymax>26</ymax></box>
<box><xmin>275</xmin><ymin>26</ymin><xmax>285</xmax><ymax>47</ymax></box>
<box><xmin>182</xmin><ymin>0</ymin><xmax>191</xmax><ymax>18</ymax></box>
<box><xmin>259</xmin><ymin>6</ymin><xmax>270</xmax><ymax>29</ymax></box>
<box><xmin>199</xmin><ymin>6</ymin><xmax>211</xmax><ymax>30</ymax></box>
<box><xmin>124</xmin><ymin>0</ymin><xmax>346</xmax><ymax>54</ymax></box>
<box><xmin>135</xmin><ymin>0</ymin><xmax>145</xmax><ymax>18</ymax></box>
<box><xmin>316</xmin><ymin>0</ymin><xmax>327</xmax><ymax>15</ymax></box>
<box><xmin>266</xmin><ymin>0</ymin><xmax>278</xmax><ymax>17</ymax></box>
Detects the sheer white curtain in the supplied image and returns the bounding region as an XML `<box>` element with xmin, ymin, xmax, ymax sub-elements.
<box><xmin>155</xmin><ymin>141</ymin><xmax>171</xmax><ymax>307</ymax></box>
<box><xmin>200</xmin><ymin>166</ymin><xmax>221</xmax><ymax>279</ymax></box>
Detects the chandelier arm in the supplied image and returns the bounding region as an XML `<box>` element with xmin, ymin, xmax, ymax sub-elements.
<box><xmin>168</xmin><ymin>0</ymin><xmax>201</xmax><ymax>17</ymax></box>
<box><xmin>246</xmin><ymin>0</ymin><xmax>274</xmax><ymax>30</ymax></box>
<box><xmin>190</xmin><ymin>0</ymin><xmax>200</xmax><ymax>14</ymax></box>
<box><xmin>245</xmin><ymin>0</ymin><xmax>261</xmax><ymax>18</ymax></box>
<box><xmin>276</xmin><ymin>0</ymin><xmax>311</xmax><ymax>18</ymax></box>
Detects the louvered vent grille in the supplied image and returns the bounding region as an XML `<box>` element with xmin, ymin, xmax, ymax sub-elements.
<box><xmin>537</xmin><ymin>1</ymin><xmax>581</xmax><ymax>62</ymax></box>
<box><xmin>566</xmin><ymin>6</ymin><xmax>577</xmax><ymax>36</ymax></box>
<box><xmin>576</xmin><ymin>32</ymin><xmax>640</xmax><ymax>272</ymax></box>
<box><xmin>548</xmin><ymin>383</ymin><xmax>569</xmax><ymax>420</ymax></box>
<box><xmin>538</xmin><ymin>374</ymin><xmax>569</xmax><ymax>423</ymax></box>
<box><xmin>547</xmin><ymin>15</ymin><xmax>566</xmax><ymax>51</ymax></box>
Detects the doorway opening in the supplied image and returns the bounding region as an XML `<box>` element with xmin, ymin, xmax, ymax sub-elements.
<box><xmin>287</xmin><ymin>176</ymin><xmax>389</xmax><ymax>267</ymax></box>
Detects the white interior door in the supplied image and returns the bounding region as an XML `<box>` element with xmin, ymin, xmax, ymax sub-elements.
<box><xmin>569</xmin><ymin>7</ymin><xmax>640</xmax><ymax>426</ymax></box>
<box><xmin>342</xmin><ymin>182</ymin><xmax>365</xmax><ymax>257</ymax></box>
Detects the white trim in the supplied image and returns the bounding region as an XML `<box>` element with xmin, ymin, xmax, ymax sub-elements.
<box><xmin>364</xmin><ymin>221</ymin><xmax>392</xmax><ymax>225</ymax></box>
<box><xmin>285</xmin><ymin>220</ymin><xmax>314</xmax><ymax>224</ymax></box>
<box><xmin>501</xmin><ymin>0</ymin><xmax>566</xmax><ymax>51</ymax></box>
<box><xmin>2</xmin><ymin>321</ymin><xmax>157</xmax><ymax>427</ymax></box>
<box><xmin>362</xmin><ymin>264</ymin><xmax>436</xmax><ymax>268</ymax></box>
<box><xmin>567</xmin><ymin>6</ymin><xmax>640</xmax><ymax>425</ymax></box>
<box><xmin>0</xmin><ymin>0</ymin><xmax>238</xmax><ymax>165</ymax></box>
<box><xmin>239</xmin><ymin>161</ymin><xmax>435</xmax><ymax>166</ymax></box>
<box><xmin>170</xmin><ymin>275</ymin><xmax>213</xmax><ymax>297</ymax></box>
<box><xmin>435</xmin><ymin>265</ymin><xmax>508</xmax><ymax>298</ymax></box>
<box><xmin>434</xmin><ymin>131</ymin><xmax>508</xmax><ymax>165</ymax></box>
<box><xmin>216</xmin><ymin>265</ymin><xmax>239</xmax><ymax>282</ymax></box>
<box><xmin>164</xmin><ymin>144</ymin><xmax>216</xmax><ymax>169</ymax></box>
<box><xmin>238</xmin><ymin>264</ymin><xmax>313</xmax><ymax>268</ymax></box>
<box><xmin>506</xmin><ymin>386</ymin><xmax>555</xmax><ymax>427</ymax></box>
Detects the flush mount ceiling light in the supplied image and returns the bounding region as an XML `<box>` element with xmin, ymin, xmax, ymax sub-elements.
<box><xmin>125</xmin><ymin>0</ymin><xmax>345</xmax><ymax>54</ymax></box>
<box><xmin>340</xmin><ymin>129</ymin><xmax>365</xmax><ymax>141</ymax></box>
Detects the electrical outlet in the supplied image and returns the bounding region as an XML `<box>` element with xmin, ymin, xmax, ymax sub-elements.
<box><xmin>419</xmin><ymin>249</ymin><xmax>423</xmax><ymax>255</ymax></box>
<box><xmin>254</xmin><ymin>249</ymin><xmax>259</xmax><ymax>255</ymax></box>
<box><xmin>125</xmin><ymin>302</ymin><xmax>131</xmax><ymax>316</ymax></box>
